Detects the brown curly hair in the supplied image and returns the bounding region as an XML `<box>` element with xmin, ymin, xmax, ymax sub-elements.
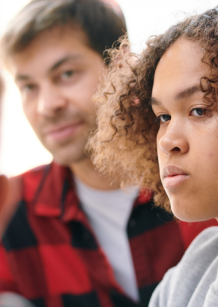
<box><xmin>87</xmin><ymin>6</ymin><xmax>218</xmax><ymax>212</ymax></box>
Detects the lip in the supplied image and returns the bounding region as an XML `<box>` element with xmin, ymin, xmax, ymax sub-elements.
<box><xmin>162</xmin><ymin>165</ymin><xmax>189</xmax><ymax>190</ymax></box>
<box><xmin>43</xmin><ymin>121</ymin><xmax>84</xmax><ymax>142</ymax></box>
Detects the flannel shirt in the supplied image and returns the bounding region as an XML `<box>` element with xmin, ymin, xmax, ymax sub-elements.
<box><xmin>0</xmin><ymin>162</ymin><xmax>217</xmax><ymax>307</ymax></box>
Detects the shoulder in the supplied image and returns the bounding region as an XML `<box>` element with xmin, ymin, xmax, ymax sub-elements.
<box><xmin>18</xmin><ymin>164</ymin><xmax>50</xmax><ymax>186</ymax></box>
<box><xmin>0</xmin><ymin>164</ymin><xmax>51</xmax><ymax>237</ymax></box>
<box><xmin>10</xmin><ymin>163</ymin><xmax>51</xmax><ymax>200</ymax></box>
<box><xmin>149</xmin><ymin>226</ymin><xmax>218</xmax><ymax>307</ymax></box>
<box><xmin>183</xmin><ymin>226</ymin><xmax>218</xmax><ymax>260</ymax></box>
<box><xmin>172</xmin><ymin>226</ymin><xmax>218</xmax><ymax>281</ymax></box>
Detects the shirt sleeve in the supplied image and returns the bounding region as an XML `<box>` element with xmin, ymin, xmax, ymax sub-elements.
<box><xmin>149</xmin><ymin>227</ymin><xmax>218</xmax><ymax>307</ymax></box>
<box><xmin>0</xmin><ymin>176</ymin><xmax>22</xmax><ymax>292</ymax></box>
<box><xmin>204</xmin><ymin>273</ymin><xmax>218</xmax><ymax>307</ymax></box>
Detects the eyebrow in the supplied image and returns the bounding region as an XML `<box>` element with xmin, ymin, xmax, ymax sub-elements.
<box><xmin>15</xmin><ymin>54</ymin><xmax>82</xmax><ymax>82</ymax></box>
<box><xmin>151</xmin><ymin>85</ymin><xmax>201</xmax><ymax>106</ymax></box>
<box><xmin>48</xmin><ymin>55</ymin><xmax>82</xmax><ymax>73</ymax></box>
<box><xmin>175</xmin><ymin>85</ymin><xmax>200</xmax><ymax>100</ymax></box>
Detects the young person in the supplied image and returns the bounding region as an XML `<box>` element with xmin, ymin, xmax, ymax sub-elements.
<box><xmin>0</xmin><ymin>0</ymin><xmax>209</xmax><ymax>306</ymax></box>
<box><xmin>88</xmin><ymin>5</ymin><xmax>218</xmax><ymax>307</ymax></box>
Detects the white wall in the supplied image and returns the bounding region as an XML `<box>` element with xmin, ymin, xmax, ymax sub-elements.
<box><xmin>0</xmin><ymin>0</ymin><xmax>218</xmax><ymax>176</ymax></box>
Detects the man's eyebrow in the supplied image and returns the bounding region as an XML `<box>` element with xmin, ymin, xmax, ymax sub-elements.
<box><xmin>48</xmin><ymin>55</ymin><xmax>82</xmax><ymax>73</ymax></box>
<box><xmin>15</xmin><ymin>75</ymin><xmax>31</xmax><ymax>82</ymax></box>
<box><xmin>15</xmin><ymin>55</ymin><xmax>83</xmax><ymax>82</ymax></box>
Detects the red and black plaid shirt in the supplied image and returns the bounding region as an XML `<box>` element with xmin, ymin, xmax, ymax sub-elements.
<box><xmin>0</xmin><ymin>162</ymin><xmax>216</xmax><ymax>307</ymax></box>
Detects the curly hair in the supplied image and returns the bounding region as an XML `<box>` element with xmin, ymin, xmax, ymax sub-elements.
<box><xmin>87</xmin><ymin>6</ymin><xmax>218</xmax><ymax>212</ymax></box>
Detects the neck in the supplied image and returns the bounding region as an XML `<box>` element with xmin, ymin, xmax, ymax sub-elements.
<box><xmin>70</xmin><ymin>157</ymin><xmax>120</xmax><ymax>190</ymax></box>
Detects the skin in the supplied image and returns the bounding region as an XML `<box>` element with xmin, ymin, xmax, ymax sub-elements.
<box><xmin>152</xmin><ymin>38</ymin><xmax>218</xmax><ymax>222</ymax></box>
<box><xmin>10</xmin><ymin>26</ymin><xmax>119</xmax><ymax>190</ymax></box>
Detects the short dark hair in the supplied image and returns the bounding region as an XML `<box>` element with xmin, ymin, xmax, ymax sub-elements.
<box><xmin>0</xmin><ymin>0</ymin><xmax>127</xmax><ymax>65</ymax></box>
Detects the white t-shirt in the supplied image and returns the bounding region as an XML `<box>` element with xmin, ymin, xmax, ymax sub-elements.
<box><xmin>74</xmin><ymin>176</ymin><xmax>139</xmax><ymax>302</ymax></box>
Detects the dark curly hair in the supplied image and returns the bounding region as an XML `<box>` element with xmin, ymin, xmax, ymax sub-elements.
<box><xmin>87</xmin><ymin>6</ymin><xmax>218</xmax><ymax>212</ymax></box>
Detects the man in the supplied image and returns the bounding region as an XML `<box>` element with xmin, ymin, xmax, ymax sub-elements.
<box><xmin>0</xmin><ymin>75</ymin><xmax>33</xmax><ymax>307</ymax></box>
<box><xmin>0</xmin><ymin>1</ymin><xmax>216</xmax><ymax>307</ymax></box>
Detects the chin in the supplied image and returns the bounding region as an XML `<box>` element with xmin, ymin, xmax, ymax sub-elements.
<box><xmin>170</xmin><ymin>198</ymin><xmax>216</xmax><ymax>223</ymax></box>
<box><xmin>169</xmin><ymin>196</ymin><xmax>203</xmax><ymax>223</ymax></box>
<box><xmin>48</xmin><ymin>140</ymin><xmax>88</xmax><ymax>166</ymax></box>
<box><xmin>53</xmin><ymin>151</ymin><xmax>88</xmax><ymax>166</ymax></box>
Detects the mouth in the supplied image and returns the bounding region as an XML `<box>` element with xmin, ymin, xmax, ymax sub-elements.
<box><xmin>43</xmin><ymin>121</ymin><xmax>84</xmax><ymax>143</ymax></box>
<box><xmin>162</xmin><ymin>165</ymin><xmax>189</xmax><ymax>190</ymax></box>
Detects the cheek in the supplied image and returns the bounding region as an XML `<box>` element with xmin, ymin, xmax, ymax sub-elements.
<box><xmin>192</xmin><ymin>137</ymin><xmax>218</xmax><ymax>182</ymax></box>
<box><xmin>208</xmin><ymin>152</ymin><xmax>214</xmax><ymax>158</ymax></box>
<box><xmin>156</xmin><ymin>132</ymin><xmax>164</xmax><ymax>164</ymax></box>
<box><xmin>22</xmin><ymin>103</ymin><xmax>31</xmax><ymax>121</ymax></box>
<box><xmin>67</xmin><ymin>86</ymin><xmax>96</xmax><ymax>116</ymax></box>
<box><xmin>206</xmin><ymin>151</ymin><xmax>218</xmax><ymax>171</ymax></box>
<box><xmin>22</xmin><ymin>102</ymin><xmax>38</xmax><ymax>130</ymax></box>
<box><xmin>69</xmin><ymin>91</ymin><xmax>95</xmax><ymax>115</ymax></box>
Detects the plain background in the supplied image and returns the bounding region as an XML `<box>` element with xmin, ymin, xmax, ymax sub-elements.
<box><xmin>0</xmin><ymin>0</ymin><xmax>218</xmax><ymax>176</ymax></box>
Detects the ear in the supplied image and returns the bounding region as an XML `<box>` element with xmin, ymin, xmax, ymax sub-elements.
<box><xmin>0</xmin><ymin>175</ymin><xmax>9</xmax><ymax>211</ymax></box>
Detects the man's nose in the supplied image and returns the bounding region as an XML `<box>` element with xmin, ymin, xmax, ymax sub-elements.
<box><xmin>158</xmin><ymin>120</ymin><xmax>189</xmax><ymax>156</ymax></box>
<box><xmin>37</xmin><ymin>83</ymin><xmax>67</xmax><ymax>117</ymax></box>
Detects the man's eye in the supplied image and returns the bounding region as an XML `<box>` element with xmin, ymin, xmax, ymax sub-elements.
<box><xmin>156</xmin><ymin>114</ymin><xmax>171</xmax><ymax>123</ymax></box>
<box><xmin>22</xmin><ymin>84</ymin><xmax>36</xmax><ymax>92</ymax></box>
<box><xmin>61</xmin><ymin>70</ymin><xmax>74</xmax><ymax>80</ymax></box>
<box><xmin>190</xmin><ymin>108</ymin><xmax>208</xmax><ymax>117</ymax></box>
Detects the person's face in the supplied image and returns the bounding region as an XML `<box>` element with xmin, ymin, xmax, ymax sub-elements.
<box><xmin>152</xmin><ymin>38</ymin><xmax>218</xmax><ymax>222</ymax></box>
<box><xmin>11</xmin><ymin>26</ymin><xmax>106</xmax><ymax>165</ymax></box>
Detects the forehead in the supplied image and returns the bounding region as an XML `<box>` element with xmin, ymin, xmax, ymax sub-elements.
<box><xmin>10</xmin><ymin>26</ymin><xmax>93</xmax><ymax>75</ymax></box>
<box><xmin>152</xmin><ymin>38</ymin><xmax>207</xmax><ymax>100</ymax></box>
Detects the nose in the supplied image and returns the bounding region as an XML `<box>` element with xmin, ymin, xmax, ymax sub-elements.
<box><xmin>37</xmin><ymin>83</ymin><xmax>67</xmax><ymax>117</ymax></box>
<box><xmin>158</xmin><ymin>120</ymin><xmax>189</xmax><ymax>156</ymax></box>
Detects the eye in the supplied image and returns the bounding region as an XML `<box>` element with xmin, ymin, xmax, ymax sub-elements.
<box><xmin>190</xmin><ymin>108</ymin><xmax>208</xmax><ymax>117</ymax></box>
<box><xmin>156</xmin><ymin>114</ymin><xmax>171</xmax><ymax>124</ymax></box>
<box><xmin>21</xmin><ymin>84</ymin><xmax>37</xmax><ymax>93</ymax></box>
<box><xmin>61</xmin><ymin>70</ymin><xmax>75</xmax><ymax>80</ymax></box>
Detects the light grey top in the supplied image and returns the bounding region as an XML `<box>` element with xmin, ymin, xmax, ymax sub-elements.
<box><xmin>149</xmin><ymin>226</ymin><xmax>218</xmax><ymax>307</ymax></box>
<box><xmin>0</xmin><ymin>293</ymin><xmax>35</xmax><ymax>306</ymax></box>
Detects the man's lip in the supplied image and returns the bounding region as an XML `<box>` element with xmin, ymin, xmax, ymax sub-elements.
<box><xmin>42</xmin><ymin>121</ymin><xmax>84</xmax><ymax>142</ymax></box>
<box><xmin>43</xmin><ymin>122</ymin><xmax>83</xmax><ymax>135</ymax></box>
<box><xmin>162</xmin><ymin>165</ymin><xmax>188</xmax><ymax>179</ymax></box>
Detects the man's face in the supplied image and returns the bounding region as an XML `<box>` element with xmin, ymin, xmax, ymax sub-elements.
<box><xmin>152</xmin><ymin>38</ymin><xmax>218</xmax><ymax>222</ymax></box>
<box><xmin>11</xmin><ymin>27</ymin><xmax>106</xmax><ymax>165</ymax></box>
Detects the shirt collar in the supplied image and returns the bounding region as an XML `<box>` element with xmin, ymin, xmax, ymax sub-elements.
<box><xmin>136</xmin><ymin>188</ymin><xmax>153</xmax><ymax>206</ymax></box>
<box><xmin>32</xmin><ymin>162</ymin><xmax>152</xmax><ymax>221</ymax></box>
<box><xmin>33</xmin><ymin>162</ymin><xmax>80</xmax><ymax>222</ymax></box>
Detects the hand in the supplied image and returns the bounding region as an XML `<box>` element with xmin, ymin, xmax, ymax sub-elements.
<box><xmin>0</xmin><ymin>175</ymin><xmax>8</xmax><ymax>213</ymax></box>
